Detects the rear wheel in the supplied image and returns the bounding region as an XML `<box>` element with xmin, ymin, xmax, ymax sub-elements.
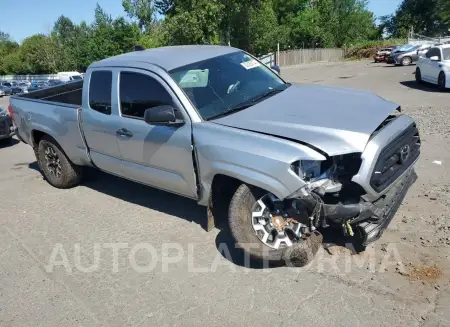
<box><xmin>37</xmin><ymin>136</ymin><xmax>82</xmax><ymax>188</ymax></box>
<box><xmin>401</xmin><ymin>56</ymin><xmax>412</xmax><ymax>66</ymax></box>
<box><xmin>415</xmin><ymin>68</ymin><xmax>423</xmax><ymax>83</ymax></box>
<box><xmin>438</xmin><ymin>72</ymin><xmax>447</xmax><ymax>91</ymax></box>
<box><xmin>228</xmin><ymin>184</ymin><xmax>322</xmax><ymax>266</ymax></box>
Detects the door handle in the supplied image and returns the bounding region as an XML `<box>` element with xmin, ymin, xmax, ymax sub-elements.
<box><xmin>116</xmin><ymin>128</ymin><xmax>133</xmax><ymax>137</ymax></box>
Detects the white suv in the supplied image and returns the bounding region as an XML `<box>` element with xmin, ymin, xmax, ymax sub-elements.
<box><xmin>416</xmin><ymin>44</ymin><xmax>450</xmax><ymax>90</ymax></box>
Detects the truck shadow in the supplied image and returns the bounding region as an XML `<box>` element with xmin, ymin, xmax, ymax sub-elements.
<box><xmin>0</xmin><ymin>138</ymin><xmax>19</xmax><ymax>148</ymax></box>
<box><xmin>400</xmin><ymin>80</ymin><xmax>446</xmax><ymax>92</ymax></box>
<box><xmin>81</xmin><ymin>168</ymin><xmax>279</xmax><ymax>268</ymax></box>
<box><xmin>81</xmin><ymin>167</ymin><xmax>207</xmax><ymax>225</ymax></box>
<box><xmin>27</xmin><ymin>163</ymin><xmax>349</xmax><ymax>269</ymax></box>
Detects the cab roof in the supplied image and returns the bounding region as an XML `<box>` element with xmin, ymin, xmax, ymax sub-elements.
<box><xmin>90</xmin><ymin>45</ymin><xmax>241</xmax><ymax>71</ymax></box>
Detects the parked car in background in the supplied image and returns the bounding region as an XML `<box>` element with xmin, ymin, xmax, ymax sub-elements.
<box><xmin>0</xmin><ymin>81</ymin><xmax>13</xmax><ymax>88</ymax></box>
<box><xmin>416</xmin><ymin>43</ymin><xmax>438</xmax><ymax>58</ymax></box>
<box><xmin>10</xmin><ymin>45</ymin><xmax>420</xmax><ymax>265</ymax></box>
<box><xmin>388</xmin><ymin>43</ymin><xmax>438</xmax><ymax>66</ymax></box>
<box><xmin>0</xmin><ymin>85</ymin><xmax>12</xmax><ymax>97</ymax></box>
<box><xmin>10</xmin><ymin>85</ymin><xmax>25</xmax><ymax>95</ymax></box>
<box><xmin>17</xmin><ymin>83</ymin><xmax>29</xmax><ymax>93</ymax></box>
<box><xmin>0</xmin><ymin>106</ymin><xmax>15</xmax><ymax>143</ymax></box>
<box><xmin>28</xmin><ymin>81</ymin><xmax>48</xmax><ymax>92</ymax></box>
<box><xmin>416</xmin><ymin>44</ymin><xmax>450</xmax><ymax>90</ymax></box>
<box><xmin>373</xmin><ymin>46</ymin><xmax>396</xmax><ymax>62</ymax></box>
<box><xmin>47</xmin><ymin>79</ymin><xmax>64</xmax><ymax>87</ymax></box>
<box><xmin>57</xmin><ymin>71</ymin><xmax>83</xmax><ymax>82</ymax></box>
<box><xmin>387</xmin><ymin>44</ymin><xmax>421</xmax><ymax>66</ymax></box>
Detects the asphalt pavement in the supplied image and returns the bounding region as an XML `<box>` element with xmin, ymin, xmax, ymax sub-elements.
<box><xmin>0</xmin><ymin>60</ymin><xmax>449</xmax><ymax>327</ymax></box>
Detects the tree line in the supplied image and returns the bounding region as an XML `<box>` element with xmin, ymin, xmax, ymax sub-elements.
<box><xmin>380</xmin><ymin>0</ymin><xmax>450</xmax><ymax>38</ymax></box>
<box><xmin>0</xmin><ymin>0</ymin><xmax>449</xmax><ymax>75</ymax></box>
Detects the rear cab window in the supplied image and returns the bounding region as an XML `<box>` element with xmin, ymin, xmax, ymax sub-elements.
<box><xmin>89</xmin><ymin>71</ymin><xmax>112</xmax><ymax>115</ymax></box>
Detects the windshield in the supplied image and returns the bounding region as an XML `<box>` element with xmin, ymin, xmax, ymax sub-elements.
<box><xmin>169</xmin><ymin>51</ymin><xmax>288</xmax><ymax>120</ymax></box>
<box><xmin>71</xmin><ymin>75</ymin><xmax>82</xmax><ymax>80</ymax></box>
<box><xmin>443</xmin><ymin>48</ymin><xmax>450</xmax><ymax>60</ymax></box>
<box><xmin>3</xmin><ymin>82</ymin><xmax>11</xmax><ymax>87</ymax></box>
<box><xmin>397</xmin><ymin>44</ymin><xmax>418</xmax><ymax>52</ymax></box>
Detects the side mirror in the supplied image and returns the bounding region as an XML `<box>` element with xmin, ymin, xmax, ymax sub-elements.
<box><xmin>430</xmin><ymin>56</ymin><xmax>440</xmax><ymax>61</ymax></box>
<box><xmin>144</xmin><ymin>105</ymin><xmax>184</xmax><ymax>127</ymax></box>
<box><xmin>271</xmin><ymin>65</ymin><xmax>281</xmax><ymax>75</ymax></box>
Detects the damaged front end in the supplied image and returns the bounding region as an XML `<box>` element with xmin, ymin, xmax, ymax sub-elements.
<box><xmin>284</xmin><ymin>115</ymin><xmax>420</xmax><ymax>253</ymax></box>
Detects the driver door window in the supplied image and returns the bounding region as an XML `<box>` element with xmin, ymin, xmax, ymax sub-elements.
<box><xmin>426</xmin><ymin>48</ymin><xmax>440</xmax><ymax>60</ymax></box>
<box><xmin>119</xmin><ymin>72</ymin><xmax>174</xmax><ymax>119</ymax></box>
<box><xmin>424</xmin><ymin>48</ymin><xmax>442</xmax><ymax>82</ymax></box>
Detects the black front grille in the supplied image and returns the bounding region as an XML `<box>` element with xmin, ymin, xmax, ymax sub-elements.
<box><xmin>370</xmin><ymin>123</ymin><xmax>420</xmax><ymax>192</ymax></box>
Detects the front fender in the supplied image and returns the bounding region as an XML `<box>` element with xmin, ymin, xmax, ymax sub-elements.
<box><xmin>194</xmin><ymin>122</ymin><xmax>325</xmax><ymax>206</ymax></box>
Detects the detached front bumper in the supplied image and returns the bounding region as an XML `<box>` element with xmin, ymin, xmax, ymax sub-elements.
<box><xmin>374</xmin><ymin>55</ymin><xmax>387</xmax><ymax>62</ymax></box>
<box><xmin>356</xmin><ymin>168</ymin><xmax>416</xmax><ymax>245</ymax></box>
<box><xmin>386</xmin><ymin>56</ymin><xmax>396</xmax><ymax>64</ymax></box>
<box><xmin>294</xmin><ymin>115</ymin><xmax>420</xmax><ymax>246</ymax></box>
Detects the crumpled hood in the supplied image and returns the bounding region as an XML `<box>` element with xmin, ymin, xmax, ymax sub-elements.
<box><xmin>213</xmin><ymin>84</ymin><xmax>399</xmax><ymax>156</ymax></box>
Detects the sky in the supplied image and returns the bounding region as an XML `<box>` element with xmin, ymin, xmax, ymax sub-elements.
<box><xmin>0</xmin><ymin>0</ymin><xmax>403</xmax><ymax>43</ymax></box>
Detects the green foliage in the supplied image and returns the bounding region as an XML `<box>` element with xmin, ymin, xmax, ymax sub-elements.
<box><xmin>122</xmin><ymin>0</ymin><xmax>156</xmax><ymax>32</ymax></box>
<box><xmin>345</xmin><ymin>38</ymin><xmax>407</xmax><ymax>59</ymax></box>
<box><xmin>0</xmin><ymin>0</ymin><xmax>385</xmax><ymax>75</ymax></box>
<box><xmin>382</xmin><ymin>0</ymin><xmax>450</xmax><ymax>38</ymax></box>
<box><xmin>441</xmin><ymin>0</ymin><xmax>450</xmax><ymax>25</ymax></box>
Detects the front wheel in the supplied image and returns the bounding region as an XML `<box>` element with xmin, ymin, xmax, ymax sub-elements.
<box><xmin>228</xmin><ymin>184</ymin><xmax>322</xmax><ymax>266</ymax></box>
<box><xmin>438</xmin><ymin>72</ymin><xmax>447</xmax><ymax>91</ymax></box>
<box><xmin>37</xmin><ymin>136</ymin><xmax>82</xmax><ymax>188</ymax></box>
<box><xmin>401</xmin><ymin>56</ymin><xmax>412</xmax><ymax>66</ymax></box>
<box><xmin>415</xmin><ymin>68</ymin><xmax>423</xmax><ymax>83</ymax></box>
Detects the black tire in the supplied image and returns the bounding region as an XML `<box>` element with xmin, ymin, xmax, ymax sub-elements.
<box><xmin>415</xmin><ymin>68</ymin><xmax>423</xmax><ymax>83</ymax></box>
<box><xmin>438</xmin><ymin>72</ymin><xmax>446</xmax><ymax>91</ymax></box>
<box><xmin>37</xmin><ymin>136</ymin><xmax>82</xmax><ymax>188</ymax></box>
<box><xmin>228</xmin><ymin>184</ymin><xmax>322</xmax><ymax>266</ymax></box>
<box><xmin>401</xmin><ymin>56</ymin><xmax>412</xmax><ymax>66</ymax></box>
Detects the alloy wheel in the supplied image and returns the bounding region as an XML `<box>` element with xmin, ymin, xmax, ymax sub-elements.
<box><xmin>251</xmin><ymin>194</ymin><xmax>306</xmax><ymax>249</ymax></box>
<box><xmin>44</xmin><ymin>146</ymin><xmax>62</xmax><ymax>178</ymax></box>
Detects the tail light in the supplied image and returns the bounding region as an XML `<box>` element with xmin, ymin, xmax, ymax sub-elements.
<box><xmin>8</xmin><ymin>103</ymin><xmax>14</xmax><ymax>120</ymax></box>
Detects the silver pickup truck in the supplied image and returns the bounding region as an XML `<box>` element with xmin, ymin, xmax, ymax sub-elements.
<box><xmin>10</xmin><ymin>45</ymin><xmax>420</xmax><ymax>265</ymax></box>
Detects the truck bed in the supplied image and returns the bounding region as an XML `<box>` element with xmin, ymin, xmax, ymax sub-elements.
<box><xmin>10</xmin><ymin>81</ymin><xmax>91</xmax><ymax>167</ymax></box>
<box><xmin>20</xmin><ymin>81</ymin><xmax>83</xmax><ymax>106</ymax></box>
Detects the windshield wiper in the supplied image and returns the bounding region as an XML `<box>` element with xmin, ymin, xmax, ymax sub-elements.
<box><xmin>205</xmin><ymin>103</ymin><xmax>254</xmax><ymax>121</ymax></box>
<box><xmin>205</xmin><ymin>84</ymin><xmax>291</xmax><ymax>121</ymax></box>
<box><xmin>250</xmin><ymin>84</ymin><xmax>289</xmax><ymax>104</ymax></box>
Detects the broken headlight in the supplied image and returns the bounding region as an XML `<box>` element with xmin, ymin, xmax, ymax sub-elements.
<box><xmin>292</xmin><ymin>160</ymin><xmax>327</xmax><ymax>181</ymax></box>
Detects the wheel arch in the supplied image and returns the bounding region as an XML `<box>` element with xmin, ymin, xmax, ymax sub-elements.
<box><xmin>31</xmin><ymin>129</ymin><xmax>53</xmax><ymax>148</ymax></box>
<box><xmin>31</xmin><ymin>130</ymin><xmax>75</xmax><ymax>165</ymax></box>
<box><xmin>199</xmin><ymin>164</ymin><xmax>293</xmax><ymax>207</ymax></box>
